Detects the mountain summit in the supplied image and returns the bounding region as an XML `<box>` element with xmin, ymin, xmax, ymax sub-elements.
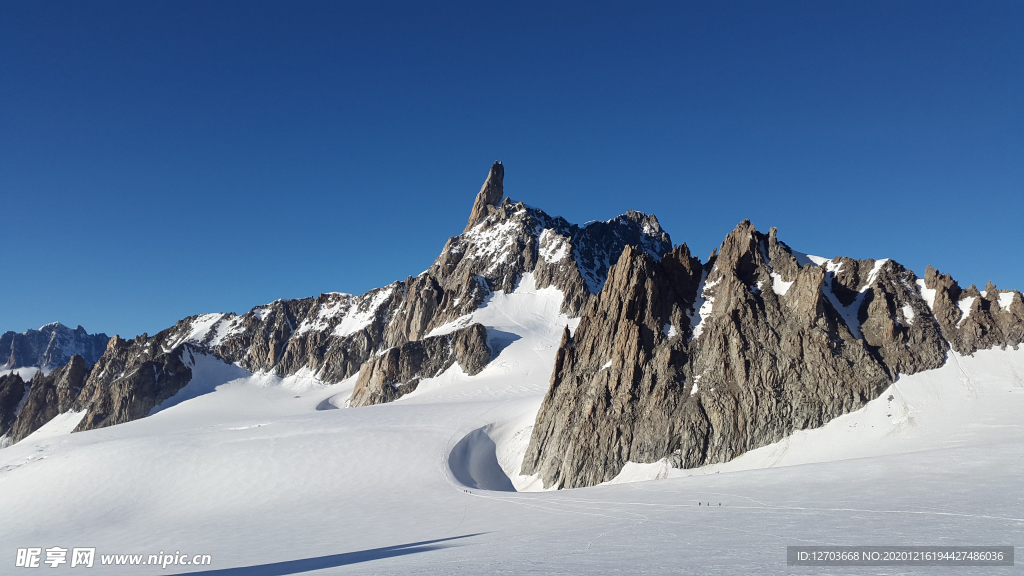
<box><xmin>465</xmin><ymin>161</ymin><xmax>504</xmax><ymax>232</ymax></box>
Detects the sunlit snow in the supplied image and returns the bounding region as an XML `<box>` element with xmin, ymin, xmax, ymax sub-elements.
<box><xmin>2</xmin><ymin>274</ymin><xmax>1022</xmax><ymax>575</ymax></box>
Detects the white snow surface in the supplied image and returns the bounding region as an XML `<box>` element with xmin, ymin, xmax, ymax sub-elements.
<box><xmin>999</xmin><ymin>291</ymin><xmax>1017</xmax><ymax>311</ymax></box>
<box><xmin>957</xmin><ymin>296</ymin><xmax>977</xmax><ymax>327</ymax></box>
<box><xmin>609</xmin><ymin>347</ymin><xmax>1024</xmax><ymax>479</ymax></box>
<box><xmin>173</xmin><ymin>313</ymin><xmax>224</xmax><ymax>348</ymax></box>
<box><xmin>688</xmin><ymin>270</ymin><xmax>715</xmax><ymax>340</ymax></box>
<box><xmin>917</xmin><ymin>278</ymin><xmax>937</xmax><ymax>310</ymax></box>
<box><xmin>662</xmin><ymin>323</ymin><xmax>678</xmax><ymax>339</ymax></box>
<box><xmin>902</xmin><ymin>303</ymin><xmax>916</xmax><ymax>325</ymax></box>
<box><xmin>790</xmin><ymin>249</ymin><xmax>830</xmax><ymax>267</ymax></box>
<box><xmin>19</xmin><ymin>410</ymin><xmax>86</xmax><ymax>444</ymax></box>
<box><xmin>332</xmin><ymin>287</ymin><xmax>395</xmax><ymax>338</ymax></box>
<box><xmin>2</xmin><ymin>279</ymin><xmax>1023</xmax><ymax>573</ymax></box>
<box><xmin>537</xmin><ymin>228</ymin><xmax>571</xmax><ymax>263</ymax></box>
<box><xmin>769</xmin><ymin>271</ymin><xmax>793</xmax><ymax>295</ymax></box>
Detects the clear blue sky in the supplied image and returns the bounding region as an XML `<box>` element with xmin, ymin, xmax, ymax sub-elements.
<box><xmin>2</xmin><ymin>1</ymin><xmax>1022</xmax><ymax>338</ymax></box>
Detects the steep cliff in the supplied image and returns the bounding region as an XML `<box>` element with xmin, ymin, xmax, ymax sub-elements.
<box><xmin>522</xmin><ymin>221</ymin><xmax>1022</xmax><ymax>488</ymax></box>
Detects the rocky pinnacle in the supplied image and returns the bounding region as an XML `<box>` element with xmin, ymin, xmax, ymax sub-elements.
<box><xmin>464</xmin><ymin>161</ymin><xmax>504</xmax><ymax>232</ymax></box>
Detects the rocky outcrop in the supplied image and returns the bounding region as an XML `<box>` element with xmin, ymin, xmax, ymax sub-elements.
<box><xmin>169</xmin><ymin>286</ymin><xmax>401</xmax><ymax>381</ymax></box>
<box><xmin>0</xmin><ymin>373</ymin><xmax>29</xmax><ymax>444</ymax></box>
<box><xmin>437</xmin><ymin>200</ymin><xmax>671</xmax><ymax>319</ymax></box>
<box><xmin>1</xmin><ymin>323</ymin><xmax>108</xmax><ymax>371</ymax></box>
<box><xmin>6</xmin><ymin>355</ymin><xmax>91</xmax><ymax>443</ymax></box>
<box><xmin>922</xmin><ymin>267</ymin><xmax>1024</xmax><ymax>355</ymax></box>
<box><xmin>465</xmin><ymin>161</ymin><xmax>504</xmax><ymax>232</ymax></box>
<box><xmin>350</xmin><ymin>323</ymin><xmax>490</xmax><ymax>407</ymax></box>
<box><xmin>73</xmin><ymin>338</ymin><xmax>194</xmax><ymax>431</ymax></box>
<box><xmin>522</xmin><ymin>221</ymin><xmax>1020</xmax><ymax>489</ymax></box>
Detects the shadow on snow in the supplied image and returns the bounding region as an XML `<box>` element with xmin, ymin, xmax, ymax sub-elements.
<box><xmin>166</xmin><ymin>534</ymin><xmax>484</xmax><ymax>575</ymax></box>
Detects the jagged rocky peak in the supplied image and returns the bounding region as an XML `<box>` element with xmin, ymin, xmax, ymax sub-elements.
<box><xmin>523</xmin><ymin>219</ymin><xmax>1023</xmax><ymax>489</ymax></box>
<box><xmin>921</xmin><ymin>265</ymin><xmax>1024</xmax><ymax>354</ymax></box>
<box><xmin>1</xmin><ymin>322</ymin><xmax>109</xmax><ymax>371</ymax></box>
<box><xmin>433</xmin><ymin>168</ymin><xmax>672</xmax><ymax>320</ymax></box>
<box><xmin>72</xmin><ymin>336</ymin><xmax>197</xmax><ymax>432</ymax></box>
<box><xmin>465</xmin><ymin>161</ymin><xmax>504</xmax><ymax>232</ymax></box>
<box><xmin>0</xmin><ymin>372</ymin><xmax>29</xmax><ymax>447</ymax></box>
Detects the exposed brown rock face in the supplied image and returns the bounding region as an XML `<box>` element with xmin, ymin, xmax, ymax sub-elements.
<box><xmin>0</xmin><ymin>373</ymin><xmax>29</xmax><ymax>443</ymax></box>
<box><xmin>349</xmin><ymin>323</ymin><xmax>490</xmax><ymax>407</ymax></box>
<box><xmin>465</xmin><ymin>161</ymin><xmax>504</xmax><ymax>232</ymax></box>
<box><xmin>5</xmin><ymin>355</ymin><xmax>91</xmax><ymax>442</ymax></box>
<box><xmin>523</xmin><ymin>220</ymin><xmax>1021</xmax><ymax>489</ymax></box>
<box><xmin>178</xmin><ymin>287</ymin><xmax>401</xmax><ymax>382</ymax></box>
<box><xmin>73</xmin><ymin>338</ymin><xmax>194</xmax><ymax>431</ymax></box>
<box><xmin>923</xmin><ymin>267</ymin><xmax>1024</xmax><ymax>355</ymax></box>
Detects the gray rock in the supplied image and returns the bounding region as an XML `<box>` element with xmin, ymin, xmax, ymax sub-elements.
<box><xmin>522</xmin><ymin>220</ymin><xmax>1003</xmax><ymax>489</ymax></box>
<box><xmin>923</xmin><ymin>269</ymin><xmax>1024</xmax><ymax>354</ymax></box>
<box><xmin>465</xmin><ymin>162</ymin><xmax>505</xmax><ymax>232</ymax></box>
<box><xmin>349</xmin><ymin>323</ymin><xmax>490</xmax><ymax>407</ymax></box>
<box><xmin>0</xmin><ymin>372</ymin><xmax>29</xmax><ymax>443</ymax></box>
<box><xmin>73</xmin><ymin>337</ymin><xmax>194</xmax><ymax>432</ymax></box>
<box><xmin>7</xmin><ymin>355</ymin><xmax>91</xmax><ymax>443</ymax></box>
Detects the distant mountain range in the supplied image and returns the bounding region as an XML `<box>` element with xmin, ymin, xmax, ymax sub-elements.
<box><xmin>2</xmin><ymin>163</ymin><xmax>1021</xmax><ymax>488</ymax></box>
<box><xmin>1</xmin><ymin>322</ymin><xmax>108</xmax><ymax>372</ymax></box>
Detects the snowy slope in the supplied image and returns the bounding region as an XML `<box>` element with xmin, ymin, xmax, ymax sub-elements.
<box><xmin>1</xmin><ymin>279</ymin><xmax>1021</xmax><ymax>574</ymax></box>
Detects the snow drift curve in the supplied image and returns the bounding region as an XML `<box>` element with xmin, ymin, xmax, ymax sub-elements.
<box><xmin>448</xmin><ymin>426</ymin><xmax>516</xmax><ymax>492</ymax></box>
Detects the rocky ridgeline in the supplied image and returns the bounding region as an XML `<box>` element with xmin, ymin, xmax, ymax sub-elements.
<box><xmin>1</xmin><ymin>323</ymin><xmax>108</xmax><ymax>371</ymax></box>
<box><xmin>522</xmin><ymin>221</ymin><xmax>1024</xmax><ymax>488</ymax></box>
<box><xmin>1</xmin><ymin>323</ymin><xmax>108</xmax><ymax>446</ymax></box>
<box><xmin>1</xmin><ymin>163</ymin><xmax>671</xmax><ymax>442</ymax></box>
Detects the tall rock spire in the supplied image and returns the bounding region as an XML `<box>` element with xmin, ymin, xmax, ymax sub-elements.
<box><xmin>464</xmin><ymin>161</ymin><xmax>504</xmax><ymax>232</ymax></box>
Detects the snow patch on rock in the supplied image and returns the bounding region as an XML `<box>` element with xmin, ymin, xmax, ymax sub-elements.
<box><xmin>916</xmin><ymin>279</ymin><xmax>937</xmax><ymax>310</ymax></box>
<box><xmin>902</xmin><ymin>303</ymin><xmax>916</xmax><ymax>325</ymax></box>
<box><xmin>956</xmin><ymin>296</ymin><xmax>976</xmax><ymax>328</ymax></box>
<box><xmin>688</xmin><ymin>270</ymin><xmax>715</xmax><ymax>340</ymax></box>
<box><xmin>770</xmin><ymin>272</ymin><xmax>793</xmax><ymax>296</ymax></box>
<box><xmin>998</xmin><ymin>292</ymin><xmax>1016</xmax><ymax>312</ymax></box>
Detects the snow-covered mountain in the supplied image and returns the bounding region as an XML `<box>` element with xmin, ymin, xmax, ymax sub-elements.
<box><xmin>2</xmin><ymin>163</ymin><xmax>1022</xmax><ymax>574</ymax></box>
<box><xmin>1</xmin><ymin>163</ymin><xmax>1022</xmax><ymax>485</ymax></box>
<box><xmin>1</xmin><ymin>322</ymin><xmax>108</xmax><ymax>374</ymax></box>
<box><xmin>0</xmin><ymin>163</ymin><xmax>672</xmax><ymax>441</ymax></box>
